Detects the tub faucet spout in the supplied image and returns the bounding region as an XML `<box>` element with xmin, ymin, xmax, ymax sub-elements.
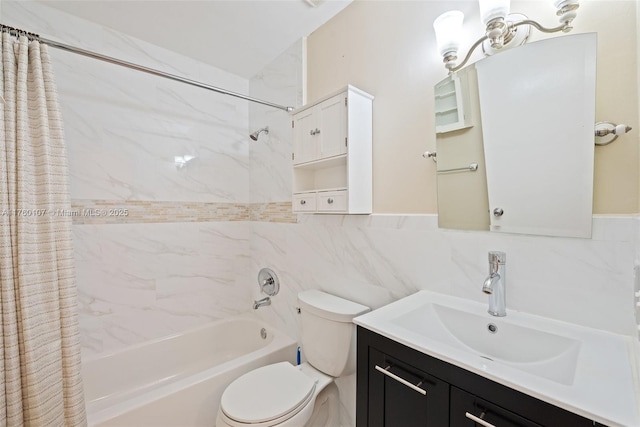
<box><xmin>482</xmin><ymin>251</ymin><xmax>506</xmax><ymax>317</ymax></box>
<box><xmin>253</xmin><ymin>296</ymin><xmax>271</xmax><ymax>310</ymax></box>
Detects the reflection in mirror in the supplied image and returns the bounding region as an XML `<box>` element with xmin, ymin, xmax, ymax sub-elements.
<box><xmin>435</xmin><ymin>33</ymin><xmax>597</xmax><ymax>238</ymax></box>
<box><xmin>435</xmin><ymin>64</ymin><xmax>489</xmax><ymax>231</ymax></box>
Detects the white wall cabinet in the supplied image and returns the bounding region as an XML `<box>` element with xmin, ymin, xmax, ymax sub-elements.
<box><xmin>292</xmin><ymin>85</ymin><xmax>373</xmax><ymax>214</ymax></box>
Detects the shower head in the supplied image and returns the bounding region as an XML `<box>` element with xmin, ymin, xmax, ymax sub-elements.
<box><xmin>249</xmin><ymin>126</ymin><xmax>269</xmax><ymax>141</ymax></box>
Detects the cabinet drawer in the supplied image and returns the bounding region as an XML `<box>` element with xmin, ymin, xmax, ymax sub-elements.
<box><xmin>317</xmin><ymin>190</ymin><xmax>347</xmax><ymax>212</ymax></box>
<box><xmin>293</xmin><ymin>194</ymin><xmax>317</xmax><ymax>212</ymax></box>
<box><xmin>450</xmin><ymin>387</ymin><xmax>541</xmax><ymax>427</ymax></box>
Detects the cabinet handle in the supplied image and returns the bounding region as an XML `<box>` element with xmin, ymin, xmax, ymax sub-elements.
<box><xmin>327</xmin><ymin>198</ymin><xmax>334</xmax><ymax>204</ymax></box>
<box><xmin>465</xmin><ymin>412</ymin><xmax>496</xmax><ymax>427</ymax></box>
<box><xmin>374</xmin><ymin>365</ymin><xmax>427</xmax><ymax>396</ymax></box>
<box><xmin>300</xmin><ymin>200</ymin><xmax>306</xmax><ymax>205</ymax></box>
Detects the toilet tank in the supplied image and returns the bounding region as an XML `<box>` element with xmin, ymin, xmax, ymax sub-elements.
<box><xmin>298</xmin><ymin>290</ymin><xmax>370</xmax><ymax>377</ymax></box>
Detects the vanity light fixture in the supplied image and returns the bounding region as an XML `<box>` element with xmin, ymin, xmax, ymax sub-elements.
<box><xmin>433</xmin><ymin>0</ymin><xmax>580</xmax><ymax>73</ymax></box>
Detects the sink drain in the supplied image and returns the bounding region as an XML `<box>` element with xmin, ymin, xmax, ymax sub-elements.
<box><xmin>487</xmin><ymin>323</ymin><xmax>498</xmax><ymax>334</ymax></box>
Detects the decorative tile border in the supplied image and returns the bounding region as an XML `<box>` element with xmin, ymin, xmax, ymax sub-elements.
<box><xmin>249</xmin><ymin>202</ymin><xmax>297</xmax><ymax>223</ymax></box>
<box><xmin>70</xmin><ymin>200</ymin><xmax>296</xmax><ymax>225</ymax></box>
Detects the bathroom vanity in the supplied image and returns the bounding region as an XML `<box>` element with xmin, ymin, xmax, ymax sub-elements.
<box><xmin>356</xmin><ymin>327</ymin><xmax>599</xmax><ymax>426</ymax></box>
<box><xmin>354</xmin><ymin>291</ymin><xmax>640</xmax><ymax>427</ymax></box>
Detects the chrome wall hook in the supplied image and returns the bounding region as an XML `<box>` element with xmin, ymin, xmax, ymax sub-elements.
<box><xmin>594</xmin><ymin>121</ymin><xmax>633</xmax><ymax>146</ymax></box>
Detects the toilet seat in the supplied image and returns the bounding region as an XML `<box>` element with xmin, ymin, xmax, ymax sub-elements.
<box><xmin>220</xmin><ymin>362</ymin><xmax>317</xmax><ymax>426</ymax></box>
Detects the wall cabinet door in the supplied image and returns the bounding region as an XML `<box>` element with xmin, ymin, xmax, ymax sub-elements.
<box><xmin>292</xmin><ymin>107</ymin><xmax>318</xmax><ymax>165</ymax></box>
<box><xmin>317</xmin><ymin>94</ymin><xmax>347</xmax><ymax>159</ymax></box>
<box><xmin>368</xmin><ymin>348</ymin><xmax>449</xmax><ymax>427</ymax></box>
<box><xmin>293</xmin><ymin>93</ymin><xmax>347</xmax><ymax>164</ymax></box>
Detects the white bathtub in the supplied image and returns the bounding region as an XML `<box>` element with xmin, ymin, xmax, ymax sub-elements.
<box><xmin>83</xmin><ymin>316</ymin><xmax>297</xmax><ymax>427</ymax></box>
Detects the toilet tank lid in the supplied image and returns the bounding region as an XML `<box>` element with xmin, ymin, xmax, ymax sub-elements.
<box><xmin>298</xmin><ymin>290</ymin><xmax>370</xmax><ymax>322</ymax></box>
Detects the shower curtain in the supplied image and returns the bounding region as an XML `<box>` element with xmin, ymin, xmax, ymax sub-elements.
<box><xmin>0</xmin><ymin>33</ymin><xmax>86</xmax><ymax>426</ymax></box>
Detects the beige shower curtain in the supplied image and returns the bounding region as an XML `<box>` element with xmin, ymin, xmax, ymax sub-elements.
<box><xmin>0</xmin><ymin>33</ymin><xmax>86</xmax><ymax>426</ymax></box>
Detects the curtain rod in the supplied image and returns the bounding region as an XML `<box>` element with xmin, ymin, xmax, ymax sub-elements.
<box><xmin>0</xmin><ymin>24</ymin><xmax>295</xmax><ymax>112</ymax></box>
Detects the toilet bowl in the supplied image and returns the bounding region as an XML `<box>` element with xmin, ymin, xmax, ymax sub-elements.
<box><xmin>216</xmin><ymin>290</ymin><xmax>369</xmax><ymax>427</ymax></box>
<box><xmin>216</xmin><ymin>363</ymin><xmax>337</xmax><ymax>427</ymax></box>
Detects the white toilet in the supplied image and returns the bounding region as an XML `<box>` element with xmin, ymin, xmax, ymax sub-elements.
<box><xmin>216</xmin><ymin>290</ymin><xmax>370</xmax><ymax>427</ymax></box>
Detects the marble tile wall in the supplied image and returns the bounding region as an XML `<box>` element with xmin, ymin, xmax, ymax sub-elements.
<box><xmin>4</xmin><ymin>1</ymin><xmax>257</xmax><ymax>359</ymax></box>
<box><xmin>251</xmin><ymin>215</ymin><xmax>638</xmax><ymax>337</ymax></box>
<box><xmin>249</xmin><ymin>214</ymin><xmax>638</xmax><ymax>426</ymax></box>
<box><xmin>75</xmin><ymin>222</ymin><xmax>250</xmax><ymax>359</ymax></box>
<box><xmin>249</xmin><ymin>39</ymin><xmax>304</xmax><ymax>204</ymax></box>
<box><xmin>7</xmin><ymin>4</ymin><xmax>251</xmax><ymax>204</ymax></box>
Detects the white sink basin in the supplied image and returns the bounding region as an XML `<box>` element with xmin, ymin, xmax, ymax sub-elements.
<box><xmin>392</xmin><ymin>302</ymin><xmax>581</xmax><ymax>385</ymax></box>
<box><xmin>353</xmin><ymin>290</ymin><xmax>640</xmax><ymax>427</ymax></box>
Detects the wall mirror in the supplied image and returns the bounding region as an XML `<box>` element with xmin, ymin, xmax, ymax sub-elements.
<box><xmin>435</xmin><ymin>33</ymin><xmax>597</xmax><ymax>238</ymax></box>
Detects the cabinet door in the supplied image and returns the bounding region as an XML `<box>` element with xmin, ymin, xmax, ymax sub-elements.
<box><xmin>317</xmin><ymin>94</ymin><xmax>348</xmax><ymax>159</ymax></box>
<box><xmin>450</xmin><ymin>387</ymin><xmax>541</xmax><ymax>427</ymax></box>
<box><xmin>292</xmin><ymin>108</ymin><xmax>318</xmax><ymax>164</ymax></box>
<box><xmin>368</xmin><ymin>348</ymin><xmax>449</xmax><ymax>427</ymax></box>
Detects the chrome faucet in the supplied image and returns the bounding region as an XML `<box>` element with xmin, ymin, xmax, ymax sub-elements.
<box><xmin>482</xmin><ymin>251</ymin><xmax>506</xmax><ymax>317</ymax></box>
<box><xmin>253</xmin><ymin>296</ymin><xmax>271</xmax><ymax>310</ymax></box>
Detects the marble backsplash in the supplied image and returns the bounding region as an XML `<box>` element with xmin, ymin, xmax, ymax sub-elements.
<box><xmin>248</xmin><ymin>214</ymin><xmax>638</xmax><ymax>426</ymax></box>
<box><xmin>250</xmin><ymin>215</ymin><xmax>638</xmax><ymax>341</ymax></box>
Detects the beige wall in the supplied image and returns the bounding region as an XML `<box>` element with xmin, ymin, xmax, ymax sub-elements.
<box><xmin>307</xmin><ymin>0</ymin><xmax>639</xmax><ymax>214</ymax></box>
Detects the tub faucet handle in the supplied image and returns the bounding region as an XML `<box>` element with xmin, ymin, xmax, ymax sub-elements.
<box><xmin>257</xmin><ymin>268</ymin><xmax>279</xmax><ymax>296</ymax></box>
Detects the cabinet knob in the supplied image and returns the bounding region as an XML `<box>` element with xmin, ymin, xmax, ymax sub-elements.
<box><xmin>327</xmin><ymin>198</ymin><xmax>334</xmax><ymax>204</ymax></box>
<box><xmin>300</xmin><ymin>200</ymin><xmax>306</xmax><ymax>205</ymax></box>
<box><xmin>315</xmin><ymin>128</ymin><xmax>320</xmax><ymax>135</ymax></box>
<box><xmin>309</xmin><ymin>130</ymin><xmax>315</xmax><ymax>135</ymax></box>
<box><xmin>493</xmin><ymin>208</ymin><xmax>504</xmax><ymax>217</ymax></box>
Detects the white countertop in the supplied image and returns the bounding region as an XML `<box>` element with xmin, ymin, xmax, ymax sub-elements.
<box><xmin>354</xmin><ymin>290</ymin><xmax>640</xmax><ymax>427</ymax></box>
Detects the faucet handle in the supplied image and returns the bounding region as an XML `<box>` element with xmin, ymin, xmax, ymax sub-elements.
<box><xmin>488</xmin><ymin>251</ymin><xmax>506</xmax><ymax>264</ymax></box>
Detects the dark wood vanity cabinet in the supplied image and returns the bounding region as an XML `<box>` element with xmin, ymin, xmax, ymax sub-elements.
<box><xmin>367</xmin><ymin>347</ymin><xmax>449</xmax><ymax>426</ymax></box>
<box><xmin>356</xmin><ymin>327</ymin><xmax>604</xmax><ymax>427</ymax></box>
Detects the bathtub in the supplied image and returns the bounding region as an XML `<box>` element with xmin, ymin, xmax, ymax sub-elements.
<box><xmin>83</xmin><ymin>316</ymin><xmax>297</xmax><ymax>427</ymax></box>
